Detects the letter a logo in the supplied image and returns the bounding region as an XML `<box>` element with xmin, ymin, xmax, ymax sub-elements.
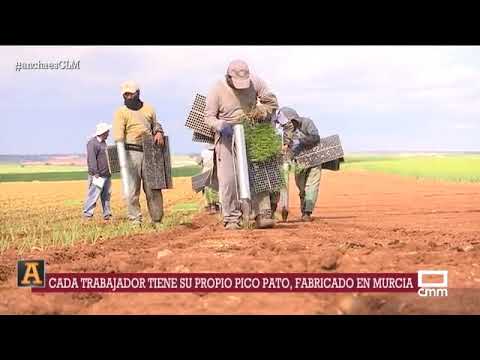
<box><xmin>17</xmin><ymin>260</ymin><xmax>45</xmax><ymax>287</ymax></box>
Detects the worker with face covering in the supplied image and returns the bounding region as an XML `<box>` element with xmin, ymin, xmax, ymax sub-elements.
<box><xmin>204</xmin><ymin>60</ymin><xmax>279</xmax><ymax>230</ymax></box>
<box><xmin>275</xmin><ymin>107</ymin><xmax>322</xmax><ymax>222</ymax></box>
<box><xmin>112</xmin><ymin>80</ymin><xmax>165</xmax><ymax>226</ymax></box>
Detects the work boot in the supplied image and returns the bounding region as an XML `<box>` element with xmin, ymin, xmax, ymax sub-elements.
<box><xmin>301</xmin><ymin>212</ymin><xmax>313</xmax><ymax>222</ymax></box>
<box><xmin>225</xmin><ymin>222</ymin><xmax>241</xmax><ymax>230</ymax></box>
<box><xmin>255</xmin><ymin>215</ymin><xmax>275</xmax><ymax>229</ymax></box>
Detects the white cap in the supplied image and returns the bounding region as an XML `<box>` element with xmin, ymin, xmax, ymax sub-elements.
<box><xmin>121</xmin><ymin>80</ymin><xmax>140</xmax><ymax>95</ymax></box>
<box><xmin>95</xmin><ymin>122</ymin><xmax>112</xmax><ymax>136</ymax></box>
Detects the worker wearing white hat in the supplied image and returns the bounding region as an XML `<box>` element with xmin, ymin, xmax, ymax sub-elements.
<box><xmin>83</xmin><ymin>122</ymin><xmax>113</xmax><ymax>220</ymax></box>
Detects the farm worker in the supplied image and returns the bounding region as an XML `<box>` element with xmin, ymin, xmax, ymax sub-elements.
<box><xmin>197</xmin><ymin>144</ymin><xmax>220</xmax><ymax>214</ymax></box>
<box><xmin>205</xmin><ymin>59</ymin><xmax>279</xmax><ymax>230</ymax></box>
<box><xmin>83</xmin><ymin>122</ymin><xmax>113</xmax><ymax>220</ymax></box>
<box><xmin>112</xmin><ymin>80</ymin><xmax>165</xmax><ymax>226</ymax></box>
<box><xmin>276</xmin><ymin>107</ymin><xmax>321</xmax><ymax>222</ymax></box>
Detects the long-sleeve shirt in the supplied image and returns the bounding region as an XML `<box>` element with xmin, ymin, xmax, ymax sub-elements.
<box><xmin>86</xmin><ymin>137</ymin><xmax>110</xmax><ymax>177</ymax></box>
<box><xmin>113</xmin><ymin>102</ymin><xmax>164</xmax><ymax>144</ymax></box>
<box><xmin>205</xmin><ymin>75</ymin><xmax>278</xmax><ymax>134</ymax></box>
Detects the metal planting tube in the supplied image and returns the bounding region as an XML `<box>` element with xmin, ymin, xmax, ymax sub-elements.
<box><xmin>279</xmin><ymin>161</ymin><xmax>289</xmax><ymax>221</ymax></box>
<box><xmin>279</xmin><ymin>131</ymin><xmax>289</xmax><ymax>221</ymax></box>
<box><xmin>116</xmin><ymin>141</ymin><xmax>130</xmax><ymax>199</ymax></box>
<box><xmin>233</xmin><ymin>124</ymin><xmax>251</xmax><ymax>200</ymax></box>
<box><xmin>280</xmin><ymin>162</ymin><xmax>289</xmax><ymax>207</ymax></box>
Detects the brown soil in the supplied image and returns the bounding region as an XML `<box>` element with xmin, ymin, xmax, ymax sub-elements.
<box><xmin>1</xmin><ymin>171</ymin><xmax>480</xmax><ymax>314</ymax></box>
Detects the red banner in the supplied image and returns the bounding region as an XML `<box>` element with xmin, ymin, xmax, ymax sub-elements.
<box><xmin>31</xmin><ymin>273</ymin><xmax>418</xmax><ymax>293</ymax></box>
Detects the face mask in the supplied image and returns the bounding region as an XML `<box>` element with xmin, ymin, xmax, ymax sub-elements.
<box><xmin>225</xmin><ymin>75</ymin><xmax>250</xmax><ymax>91</ymax></box>
<box><xmin>124</xmin><ymin>93</ymin><xmax>143</xmax><ymax>111</ymax></box>
<box><xmin>275</xmin><ymin>111</ymin><xmax>289</xmax><ymax>126</ymax></box>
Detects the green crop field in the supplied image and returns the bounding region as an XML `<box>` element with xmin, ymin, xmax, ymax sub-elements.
<box><xmin>0</xmin><ymin>155</ymin><xmax>201</xmax><ymax>182</ymax></box>
<box><xmin>341</xmin><ymin>154</ymin><xmax>480</xmax><ymax>183</ymax></box>
<box><xmin>2</xmin><ymin>154</ymin><xmax>478</xmax><ymax>183</ymax></box>
<box><xmin>0</xmin><ymin>164</ymin><xmax>201</xmax><ymax>182</ymax></box>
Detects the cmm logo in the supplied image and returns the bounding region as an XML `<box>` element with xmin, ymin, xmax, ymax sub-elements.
<box><xmin>17</xmin><ymin>260</ymin><xmax>45</xmax><ymax>288</ymax></box>
<box><xmin>417</xmin><ymin>270</ymin><xmax>448</xmax><ymax>297</ymax></box>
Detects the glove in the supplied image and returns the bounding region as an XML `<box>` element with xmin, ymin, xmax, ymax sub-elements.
<box><xmin>292</xmin><ymin>139</ymin><xmax>305</xmax><ymax>156</ymax></box>
<box><xmin>291</xmin><ymin>139</ymin><xmax>303</xmax><ymax>155</ymax></box>
<box><xmin>217</xmin><ymin>121</ymin><xmax>233</xmax><ymax>137</ymax></box>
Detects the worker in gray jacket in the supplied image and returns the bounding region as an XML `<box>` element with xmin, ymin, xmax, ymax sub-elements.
<box><xmin>205</xmin><ymin>60</ymin><xmax>279</xmax><ymax>230</ymax></box>
<box><xmin>83</xmin><ymin>122</ymin><xmax>113</xmax><ymax>220</ymax></box>
<box><xmin>275</xmin><ymin>107</ymin><xmax>322</xmax><ymax>222</ymax></box>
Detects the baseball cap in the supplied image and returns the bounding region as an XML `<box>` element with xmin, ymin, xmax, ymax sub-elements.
<box><xmin>227</xmin><ymin>60</ymin><xmax>251</xmax><ymax>89</ymax></box>
<box><xmin>121</xmin><ymin>80</ymin><xmax>140</xmax><ymax>95</ymax></box>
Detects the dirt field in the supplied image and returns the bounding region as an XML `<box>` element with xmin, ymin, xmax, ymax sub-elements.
<box><xmin>1</xmin><ymin>170</ymin><xmax>480</xmax><ymax>314</ymax></box>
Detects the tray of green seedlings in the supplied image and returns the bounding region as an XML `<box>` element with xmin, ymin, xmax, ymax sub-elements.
<box><xmin>241</xmin><ymin>115</ymin><xmax>282</xmax><ymax>163</ymax></box>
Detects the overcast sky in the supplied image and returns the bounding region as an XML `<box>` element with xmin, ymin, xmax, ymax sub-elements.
<box><xmin>0</xmin><ymin>46</ymin><xmax>479</xmax><ymax>155</ymax></box>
